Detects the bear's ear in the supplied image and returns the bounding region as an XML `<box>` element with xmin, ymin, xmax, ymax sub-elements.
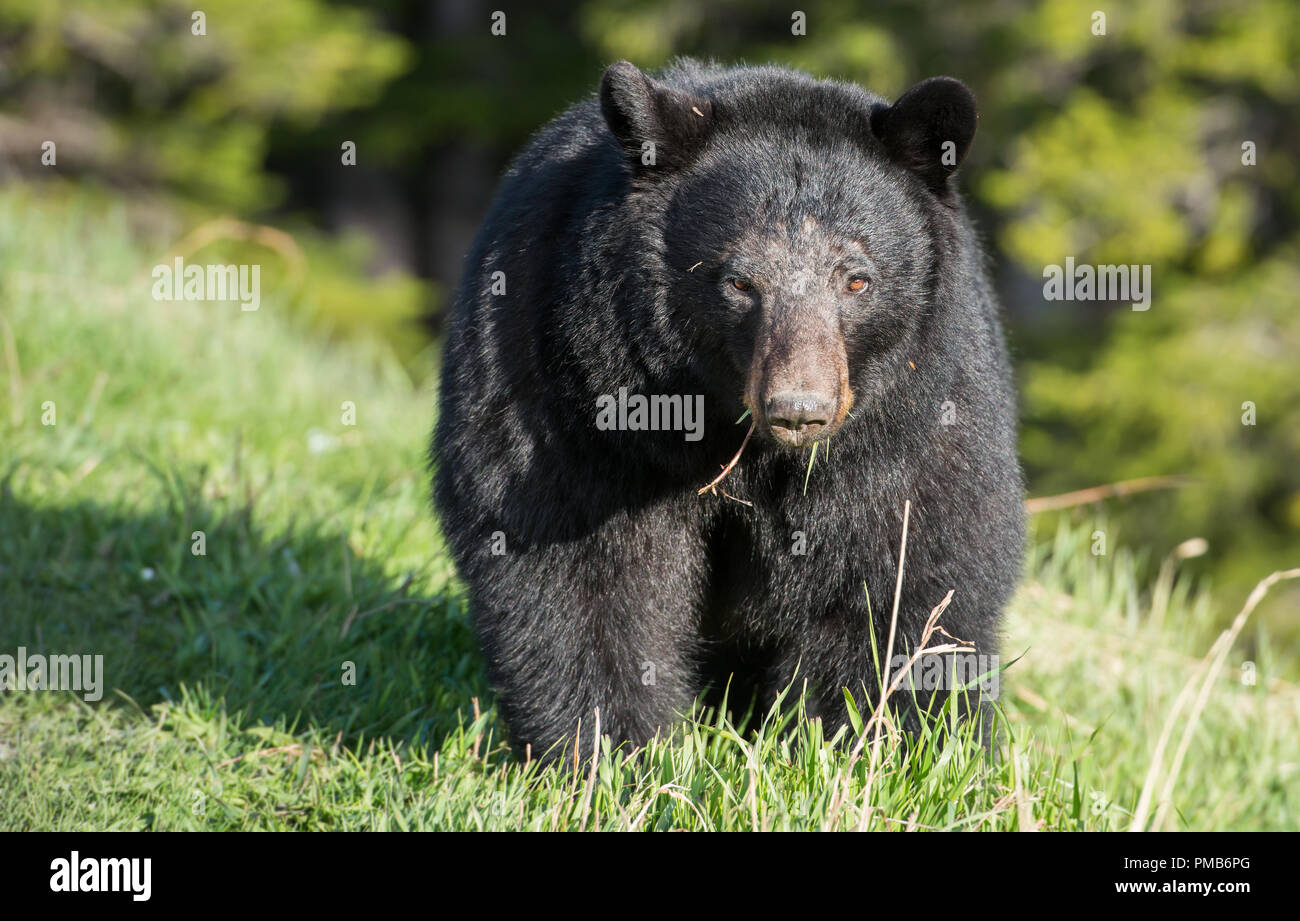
<box><xmin>600</xmin><ymin>61</ymin><xmax>714</xmax><ymax>176</ymax></box>
<box><xmin>872</xmin><ymin>76</ymin><xmax>977</xmax><ymax>193</ymax></box>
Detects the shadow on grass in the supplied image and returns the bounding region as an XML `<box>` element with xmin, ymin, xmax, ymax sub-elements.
<box><xmin>0</xmin><ymin>484</ymin><xmax>490</xmax><ymax>753</ymax></box>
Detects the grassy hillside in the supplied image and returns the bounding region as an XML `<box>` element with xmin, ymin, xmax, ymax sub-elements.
<box><xmin>1</xmin><ymin>187</ymin><xmax>1296</xmax><ymax>831</ymax></box>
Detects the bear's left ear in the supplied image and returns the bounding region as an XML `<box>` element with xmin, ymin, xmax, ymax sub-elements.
<box><xmin>600</xmin><ymin>61</ymin><xmax>715</xmax><ymax>176</ymax></box>
<box><xmin>872</xmin><ymin>77</ymin><xmax>977</xmax><ymax>193</ymax></box>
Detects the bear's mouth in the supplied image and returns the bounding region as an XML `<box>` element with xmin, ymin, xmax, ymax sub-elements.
<box><xmin>766</xmin><ymin>419</ymin><xmax>831</xmax><ymax>448</ymax></box>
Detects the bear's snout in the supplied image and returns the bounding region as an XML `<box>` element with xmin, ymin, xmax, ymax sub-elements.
<box><xmin>745</xmin><ymin>306</ymin><xmax>851</xmax><ymax>449</ymax></box>
<box><xmin>764</xmin><ymin>391</ymin><xmax>835</xmax><ymax>446</ymax></box>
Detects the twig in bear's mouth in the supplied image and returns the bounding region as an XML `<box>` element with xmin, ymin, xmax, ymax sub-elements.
<box><xmin>698</xmin><ymin>421</ymin><xmax>756</xmax><ymax>498</ymax></box>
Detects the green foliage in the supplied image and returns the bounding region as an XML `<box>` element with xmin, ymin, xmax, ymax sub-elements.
<box><xmin>0</xmin><ymin>0</ymin><xmax>409</xmax><ymax>208</ymax></box>
<box><xmin>1022</xmin><ymin>253</ymin><xmax>1300</xmax><ymax>613</ymax></box>
<box><xmin>982</xmin><ymin>88</ymin><xmax>1206</xmax><ymax>266</ymax></box>
<box><xmin>979</xmin><ymin>0</ymin><xmax>1300</xmax><ymax>614</ymax></box>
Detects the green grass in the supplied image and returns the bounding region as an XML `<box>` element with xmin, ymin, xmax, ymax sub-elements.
<box><xmin>1</xmin><ymin>185</ymin><xmax>1297</xmax><ymax>831</ymax></box>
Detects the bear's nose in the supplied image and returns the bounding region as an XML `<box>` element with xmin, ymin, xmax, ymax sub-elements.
<box><xmin>765</xmin><ymin>391</ymin><xmax>835</xmax><ymax>445</ymax></box>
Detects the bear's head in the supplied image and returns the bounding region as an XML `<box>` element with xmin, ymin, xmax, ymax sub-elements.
<box><xmin>600</xmin><ymin>61</ymin><xmax>977</xmax><ymax>449</ymax></box>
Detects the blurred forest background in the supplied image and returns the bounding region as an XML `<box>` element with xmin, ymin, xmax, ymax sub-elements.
<box><xmin>1</xmin><ymin>0</ymin><xmax>1297</xmax><ymax>632</ymax></box>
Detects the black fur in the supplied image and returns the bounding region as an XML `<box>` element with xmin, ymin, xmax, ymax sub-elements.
<box><xmin>433</xmin><ymin>60</ymin><xmax>1024</xmax><ymax>760</ymax></box>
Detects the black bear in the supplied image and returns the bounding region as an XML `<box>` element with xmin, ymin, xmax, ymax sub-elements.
<box><xmin>433</xmin><ymin>59</ymin><xmax>1024</xmax><ymax>760</ymax></box>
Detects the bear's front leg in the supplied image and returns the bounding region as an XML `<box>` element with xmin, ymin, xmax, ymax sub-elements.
<box><xmin>771</xmin><ymin>586</ymin><xmax>1001</xmax><ymax>748</ymax></box>
<box><xmin>462</xmin><ymin>498</ymin><xmax>707</xmax><ymax>762</ymax></box>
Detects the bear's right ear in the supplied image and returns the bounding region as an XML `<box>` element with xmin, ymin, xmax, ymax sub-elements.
<box><xmin>600</xmin><ymin>61</ymin><xmax>714</xmax><ymax>176</ymax></box>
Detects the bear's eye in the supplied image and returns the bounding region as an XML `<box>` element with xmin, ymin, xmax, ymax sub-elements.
<box><xmin>730</xmin><ymin>277</ymin><xmax>753</xmax><ymax>292</ymax></box>
<box><xmin>846</xmin><ymin>276</ymin><xmax>869</xmax><ymax>294</ymax></box>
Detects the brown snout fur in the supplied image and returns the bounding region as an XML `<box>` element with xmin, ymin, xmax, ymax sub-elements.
<box><xmin>744</xmin><ymin>307</ymin><xmax>851</xmax><ymax>443</ymax></box>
